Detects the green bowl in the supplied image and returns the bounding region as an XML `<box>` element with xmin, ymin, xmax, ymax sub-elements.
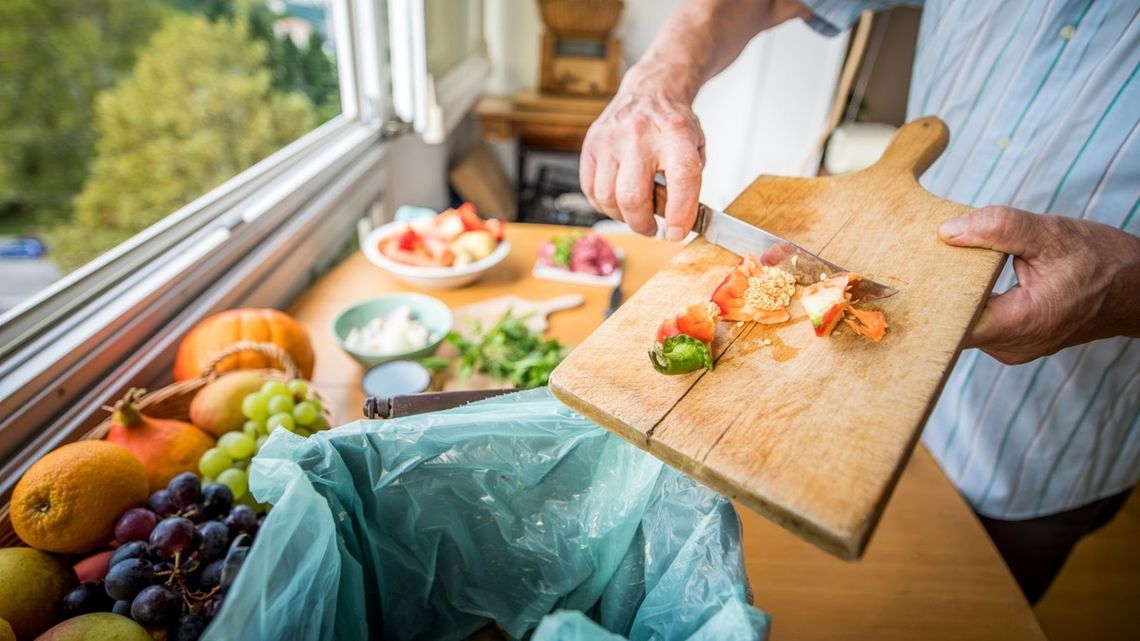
<box><xmin>331</xmin><ymin>294</ymin><xmax>453</xmax><ymax>367</ymax></box>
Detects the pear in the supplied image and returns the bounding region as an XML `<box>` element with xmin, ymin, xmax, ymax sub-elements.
<box><xmin>0</xmin><ymin>547</ymin><xmax>75</xmax><ymax>640</ymax></box>
<box><xmin>33</xmin><ymin>613</ymin><xmax>151</xmax><ymax>641</ymax></box>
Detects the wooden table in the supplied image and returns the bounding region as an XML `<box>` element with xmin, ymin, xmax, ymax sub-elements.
<box><xmin>288</xmin><ymin>223</ymin><xmax>1046</xmax><ymax>641</ymax></box>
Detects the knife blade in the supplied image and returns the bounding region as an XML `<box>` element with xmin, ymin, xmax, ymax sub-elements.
<box><xmin>604</xmin><ymin>285</ymin><xmax>623</xmax><ymax>318</ymax></box>
<box><xmin>651</xmin><ymin>175</ymin><xmax>896</xmax><ymax>302</ymax></box>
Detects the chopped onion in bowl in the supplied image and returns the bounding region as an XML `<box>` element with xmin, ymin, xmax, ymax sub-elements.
<box><xmin>345</xmin><ymin>306</ymin><xmax>436</xmax><ymax>355</ymax></box>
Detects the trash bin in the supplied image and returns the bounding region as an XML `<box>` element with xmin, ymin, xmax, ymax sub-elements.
<box><xmin>203</xmin><ymin>389</ymin><xmax>769</xmax><ymax>641</ymax></box>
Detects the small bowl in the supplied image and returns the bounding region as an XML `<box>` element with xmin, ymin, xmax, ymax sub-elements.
<box><xmin>332</xmin><ymin>294</ymin><xmax>452</xmax><ymax>367</ymax></box>
<box><xmin>362</xmin><ymin>221</ymin><xmax>511</xmax><ymax>289</ymax></box>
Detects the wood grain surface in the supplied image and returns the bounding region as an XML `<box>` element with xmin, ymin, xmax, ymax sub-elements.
<box><xmin>549</xmin><ymin>117</ymin><xmax>1006</xmax><ymax>559</ymax></box>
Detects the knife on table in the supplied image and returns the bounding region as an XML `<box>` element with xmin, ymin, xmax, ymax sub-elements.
<box><xmin>651</xmin><ymin>175</ymin><xmax>896</xmax><ymax>302</ymax></box>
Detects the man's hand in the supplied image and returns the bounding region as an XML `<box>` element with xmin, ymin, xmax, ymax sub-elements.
<box><xmin>580</xmin><ymin>66</ymin><xmax>705</xmax><ymax>241</ymax></box>
<box><xmin>578</xmin><ymin>0</ymin><xmax>811</xmax><ymax>241</ymax></box>
<box><xmin>939</xmin><ymin>206</ymin><xmax>1140</xmax><ymax>365</ymax></box>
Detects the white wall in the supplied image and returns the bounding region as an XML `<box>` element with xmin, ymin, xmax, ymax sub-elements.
<box><xmin>484</xmin><ymin>0</ymin><xmax>849</xmax><ymax>209</ymax></box>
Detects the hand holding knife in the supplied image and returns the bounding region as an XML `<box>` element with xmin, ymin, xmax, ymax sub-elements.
<box><xmin>650</xmin><ymin>174</ymin><xmax>896</xmax><ymax>302</ymax></box>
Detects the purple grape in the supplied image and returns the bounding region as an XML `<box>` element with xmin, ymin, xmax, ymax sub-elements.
<box><xmin>154</xmin><ymin>561</ymin><xmax>174</xmax><ymax>576</ymax></box>
<box><xmin>114</xmin><ymin>507</ymin><xmax>157</xmax><ymax>543</ymax></box>
<box><xmin>104</xmin><ymin>558</ymin><xmax>154</xmax><ymax>601</ymax></box>
<box><xmin>131</xmin><ymin>585</ymin><xmax>183</xmax><ymax>626</ymax></box>
<box><xmin>109</xmin><ymin>540</ymin><xmax>149</xmax><ymax>568</ymax></box>
<box><xmin>149</xmin><ymin>516</ymin><xmax>196</xmax><ymax>559</ymax></box>
<box><xmin>201</xmin><ymin>483</ymin><xmax>234</xmax><ymax>518</ymax></box>
<box><xmin>148</xmin><ymin>489</ymin><xmax>178</xmax><ymax>517</ymax></box>
<box><xmin>169</xmin><ymin>613</ymin><xmax>208</xmax><ymax>641</ymax></box>
<box><xmin>196</xmin><ymin>521</ymin><xmax>230</xmax><ymax>562</ymax></box>
<box><xmin>167</xmin><ymin>472</ymin><xmax>201</xmax><ymax>509</ymax></box>
<box><xmin>61</xmin><ymin>582</ymin><xmax>114</xmax><ymax>618</ymax></box>
<box><xmin>223</xmin><ymin>505</ymin><xmax>257</xmax><ymax>535</ymax></box>
<box><xmin>198</xmin><ymin>559</ymin><xmax>224</xmax><ymax>591</ymax></box>
<box><xmin>203</xmin><ymin>596</ymin><xmax>223</xmax><ymax>618</ymax></box>
<box><xmin>112</xmin><ymin>599</ymin><xmax>132</xmax><ymax>616</ymax></box>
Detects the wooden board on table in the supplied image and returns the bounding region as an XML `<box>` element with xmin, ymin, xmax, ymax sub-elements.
<box><xmin>549</xmin><ymin>117</ymin><xmax>1006</xmax><ymax>560</ymax></box>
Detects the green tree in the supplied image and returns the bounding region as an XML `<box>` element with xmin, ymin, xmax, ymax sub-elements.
<box><xmin>0</xmin><ymin>0</ymin><xmax>165</xmax><ymax>230</ymax></box>
<box><xmin>302</xmin><ymin>32</ymin><xmax>342</xmax><ymax>124</ymax></box>
<box><xmin>51</xmin><ymin>14</ymin><xmax>314</xmax><ymax>269</ymax></box>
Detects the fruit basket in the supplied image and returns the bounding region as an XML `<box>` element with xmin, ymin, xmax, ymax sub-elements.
<box><xmin>0</xmin><ymin>341</ymin><xmax>332</xmax><ymax>548</ymax></box>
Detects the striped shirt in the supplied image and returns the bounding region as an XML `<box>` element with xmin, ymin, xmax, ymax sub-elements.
<box><xmin>802</xmin><ymin>0</ymin><xmax>1140</xmax><ymax>519</ymax></box>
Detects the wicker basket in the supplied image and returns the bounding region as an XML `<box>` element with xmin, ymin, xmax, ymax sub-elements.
<box><xmin>0</xmin><ymin>341</ymin><xmax>333</xmax><ymax>549</ymax></box>
<box><xmin>539</xmin><ymin>0</ymin><xmax>623</xmax><ymax>39</ymax></box>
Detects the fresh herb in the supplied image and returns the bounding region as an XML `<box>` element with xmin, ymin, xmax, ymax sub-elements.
<box><xmin>446</xmin><ymin>312</ymin><xmax>567</xmax><ymax>388</ymax></box>
<box><xmin>551</xmin><ymin>232</ymin><xmax>582</xmax><ymax>267</ymax></box>
<box><xmin>417</xmin><ymin>357</ymin><xmax>452</xmax><ymax>373</ymax></box>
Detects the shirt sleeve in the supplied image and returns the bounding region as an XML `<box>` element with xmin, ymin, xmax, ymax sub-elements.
<box><xmin>799</xmin><ymin>0</ymin><xmax>924</xmax><ymax>37</ymax></box>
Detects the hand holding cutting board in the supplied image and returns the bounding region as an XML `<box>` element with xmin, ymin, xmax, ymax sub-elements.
<box><xmin>553</xmin><ymin>117</ymin><xmax>1007</xmax><ymax>559</ymax></box>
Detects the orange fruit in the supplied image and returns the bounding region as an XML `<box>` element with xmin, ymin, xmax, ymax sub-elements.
<box><xmin>11</xmin><ymin>441</ymin><xmax>149</xmax><ymax>554</ymax></box>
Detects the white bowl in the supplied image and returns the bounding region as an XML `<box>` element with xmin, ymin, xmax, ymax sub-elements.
<box><xmin>362</xmin><ymin>221</ymin><xmax>511</xmax><ymax>289</ymax></box>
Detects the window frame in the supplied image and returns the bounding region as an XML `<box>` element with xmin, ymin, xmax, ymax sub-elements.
<box><xmin>0</xmin><ymin>0</ymin><xmax>395</xmax><ymax>496</ymax></box>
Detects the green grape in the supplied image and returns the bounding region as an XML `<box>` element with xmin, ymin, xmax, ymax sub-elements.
<box><xmin>219</xmin><ymin>432</ymin><xmax>256</xmax><ymax>460</ymax></box>
<box><xmin>232</xmin><ymin>459</ymin><xmax>249</xmax><ymax>470</ymax></box>
<box><xmin>255</xmin><ymin>435</ymin><xmax>269</xmax><ymax>451</ymax></box>
<box><xmin>308</xmin><ymin>415</ymin><xmax>329</xmax><ymax>432</ymax></box>
<box><xmin>294</xmin><ymin>427</ymin><xmax>313</xmax><ymax>438</ymax></box>
<box><xmin>217</xmin><ymin>468</ymin><xmax>248</xmax><ymax>499</ymax></box>
<box><xmin>242</xmin><ymin>393</ymin><xmax>270</xmax><ymax>421</ymax></box>
<box><xmin>260</xmin><ymin>380</ymin><xmax>289</xmax><ymax>397</ymax></box>
<box><xmin>292</xmin><ymin>401</ymin><xmax>319</xmax><ymax>426</ymax></box>
<box><xmin>201</xmin><ymin>476</ymin><xmax>215</xmax><ymax>485</ymax></box>
<box><xmin>305</xmin><ymin>396</ymin><xmax>323</xmax><ymax>413</ymax></box>
<box><xmin>242</xmin><ymin>420</ymin><xmax>263</xmax><ymax>437</ymax></box>
<box><xmin>287</xmin><ymin>379</ymin><xmax>310</xmax><ymax>398</ymax></box>
<box><xmin>198</xmin><ymin>448</ymin><xmax>233</xmax><ymax>478</ymax></box>
<box><xmin>266</xmin><ymin>394</ymin><xmax>294</xmax><ymax>415</ymax></box>
<box><xmin>267</xmin><ymin>412</ymin><xmax>295</xmax><ymax>432</ymax></box>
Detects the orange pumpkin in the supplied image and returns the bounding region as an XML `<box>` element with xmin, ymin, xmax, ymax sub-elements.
<box><xmin>173</xmin><ymin>308</ymin><xmax>315</xmax><ymax>381</ymax></box>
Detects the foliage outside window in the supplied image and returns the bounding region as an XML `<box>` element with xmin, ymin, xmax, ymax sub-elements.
<box><xmin>0</xmin><ymin>0</ymin><xmax>340</xmax><ymax>297</ymax></box>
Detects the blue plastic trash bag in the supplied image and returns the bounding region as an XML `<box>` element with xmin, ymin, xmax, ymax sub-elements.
<box><xmin>202</xmin><ymin>388</ymin><xmax>769</xmax><ymax>641</ymax></box>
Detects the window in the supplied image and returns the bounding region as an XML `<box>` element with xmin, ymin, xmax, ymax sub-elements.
<box><xmin>0</xmin><ymin>0</ymin><xmax>404</xmax><ymax>493</ymax></box>
<box><xmin>0</xmin><ymin>0</ymin><xmax>344</xmax><ymax>312</ymax></box>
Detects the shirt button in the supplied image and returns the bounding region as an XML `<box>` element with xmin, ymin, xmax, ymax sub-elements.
<box><xmin>1060</xmin><ymin>25</ymin><xmax>1077</xmax><ymax>40</ymax></box>
<box><xmin>996</xmin><ymin>135</ymin><xmax>1012</xmax><ymax>149</ymax></box>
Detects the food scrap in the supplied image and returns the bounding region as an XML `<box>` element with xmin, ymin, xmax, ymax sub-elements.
<box><xmin>649</xmin><ymin>256</ymin><xmax>888</xmax><ymax>375</ymax></box>
<box><xmin>711</xmin><ymin>255</ymin><xmax>796</xmax><ymax>324</ymax></box>
<box><xmin>801</xmin><ymin>273</ymin><xmax>888</xmax><ymax>341</ymax></box>
<box><xmin>649</xmin><ymin>302</ymin><xmax>720</xmax><ymax>375</ymax></box>
<box><xmin>378</xmin><ymin>203</ymin><xmax>505</xmax><ymax>268</ymax></box>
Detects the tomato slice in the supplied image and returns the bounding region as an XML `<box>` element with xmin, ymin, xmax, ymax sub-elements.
<box><xmin>711</xmin><ymin>256</ymin><xmax>796</xmax><ymax>324</ymax></box>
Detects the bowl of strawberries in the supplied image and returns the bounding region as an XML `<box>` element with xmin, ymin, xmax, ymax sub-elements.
<box><xmin>362</xmin><ymin>203</ymin><xmax>510</xmax><ymax>289</ymax></box>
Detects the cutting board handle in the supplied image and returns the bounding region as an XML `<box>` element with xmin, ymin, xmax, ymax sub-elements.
<box><xmin>869</xmin><ymin>116</ymin><xmax>950</xmax><ymax>179</ymax></box>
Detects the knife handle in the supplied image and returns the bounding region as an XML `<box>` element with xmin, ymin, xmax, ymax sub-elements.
<box><xmin>652</xmin><ymin>173</ymin><xmax>708</xmax><ymax>234</ymax></box>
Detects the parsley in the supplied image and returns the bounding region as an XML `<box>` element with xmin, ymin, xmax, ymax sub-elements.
<box><xmin>446</xmin><ymin>312</ymin><xmax>567</xmax><ymax>388</ymax></box>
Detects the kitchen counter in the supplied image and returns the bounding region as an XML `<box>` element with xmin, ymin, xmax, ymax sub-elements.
<box><xmin>288</xmin><ymin>222</ymin><xmax>1046</xmax><ymax>640</ymax></box>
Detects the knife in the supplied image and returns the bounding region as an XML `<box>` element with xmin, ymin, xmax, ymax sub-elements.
<box><xmin>604</xmin><ymin>285</ymin><xmax>622</xmax><ymax>318</ymax></box>
<box><xmin>652</xmin><ymin>175</ymin><xmax>896</xmax><ymax>301</ymax></box>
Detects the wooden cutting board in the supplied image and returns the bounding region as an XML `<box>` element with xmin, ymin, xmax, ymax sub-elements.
<box><xmin>549</xmin><ymin>117</ymin><xmax>1005</xmax><ymax>560</ymax></box>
